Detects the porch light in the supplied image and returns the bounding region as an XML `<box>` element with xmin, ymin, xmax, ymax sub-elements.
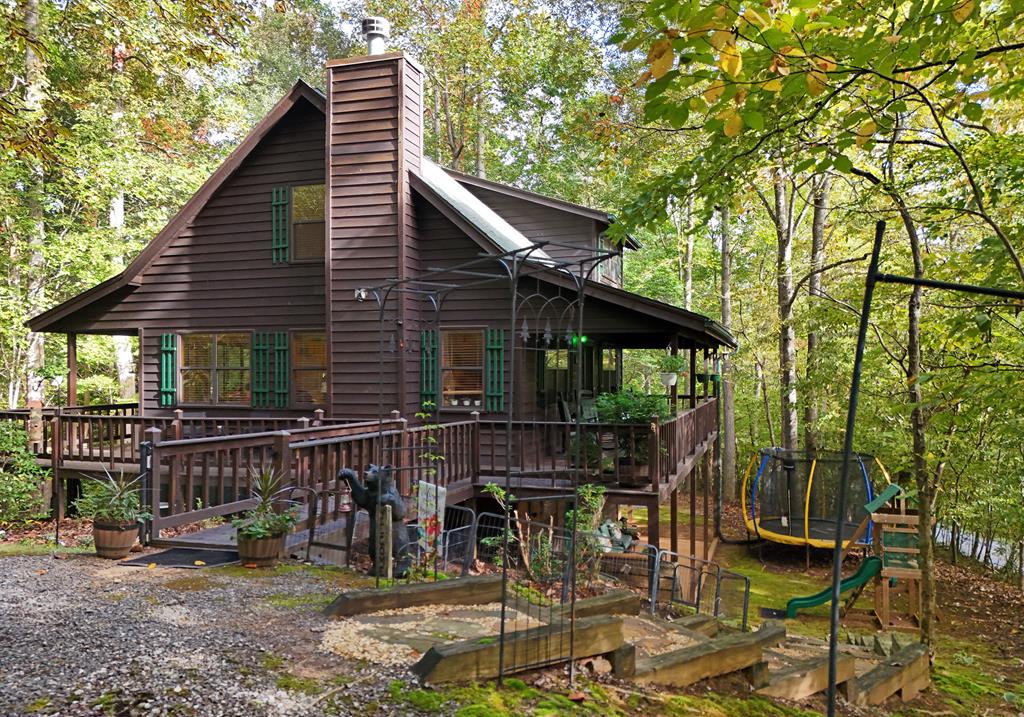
<box><xmin>543</xmin><ymin>321</ymin><xmax>553</xmax><ymax>345</ymax></box>
<box><xmin>570</xmin><ymin>334</ymin><xmax>588</xmax><ymax>346</ymax></box>
<box><xmin>520</xmin><ymin>318</ymin><xmax>529</xmax><ymax>342</ymax></box>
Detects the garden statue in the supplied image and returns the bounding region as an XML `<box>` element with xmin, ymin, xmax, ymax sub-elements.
<box><xmin>337</xmin><ymin>464</ymin><xmax>410</xmax><ymax>577</ymax></box>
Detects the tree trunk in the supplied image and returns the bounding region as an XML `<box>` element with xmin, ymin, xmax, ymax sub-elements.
<box><xmin>109</xmin><ymin>95</ymin><xmax>136</xmax><ymax>402</ymax></box>
<box><xmin>474</xmin><ymin>90</ymin><xmax>486</xmax><ymax>177</ymax></box>
<box><xmin>804</xmin><ymin>175</ymin><xmax>829</xmax><ymax>456</ymax></box>
<box><xmin>901</xmin><ymin>200</ymin><xmax>936</xmax><ymax>646</ymax></box>
<box><xmin>23</xmin><ymin>0</ymin><xmax>46</xmax><ymax>406</ymax></box>
<box><xmin>774</xmin><ymin>172</ymin><xmax>798</xmax><ymax>451</ymax></box>
<box><xmin>719</xmin><ymin>204</ymin><xmax>737</xmax><ymax>499</ymax></box>
<box><xmin>682</xmin><ymin>195</ymin><xmax>694</xmax><ymax>311</ymax></box>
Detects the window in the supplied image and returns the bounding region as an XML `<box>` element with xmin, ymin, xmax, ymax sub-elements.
<box><xmin>292</xmin><ymin>184</ymin><xmax>325</xmax><ymax>261</ymax></box>
<box><xmin>180</xmin><ymin>333</ymin><xmax>251</xmax><ymax>405</ymax></box>
<box><xmin>292</xmin><ymin>332</ymin><xmax>327</xmax><ymax>406</ymax></box>
<box><xmin>597</xmin><ymin>234</ymin><xmax>623</xmax><ymax>286</ymax></box>
<box><xmin>441</xmin><ymin>329</ymin><xmax>484</xmax><ymax>407</ymax></box>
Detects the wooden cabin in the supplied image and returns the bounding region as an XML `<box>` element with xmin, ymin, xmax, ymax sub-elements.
<box><xmin>24</xmin><ymin>42</ymin><xmax>735</xmax><ymax>551</ymax></box>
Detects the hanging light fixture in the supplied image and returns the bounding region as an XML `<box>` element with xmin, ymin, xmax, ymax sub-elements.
<box><xmin>520</xmin><ymin>317</ymin><xmax>530</xmax><ymax>343</ymax></box>
<box><xmin>543</xmin><ymin>320</ymin><xmax>553</xmax><ymax>346</ymax></box>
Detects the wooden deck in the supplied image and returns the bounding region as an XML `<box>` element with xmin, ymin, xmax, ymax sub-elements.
<box><xmin>10</xmin><ymin>399</ymin><xmax>719</xmax><ymax>551</ymax></box>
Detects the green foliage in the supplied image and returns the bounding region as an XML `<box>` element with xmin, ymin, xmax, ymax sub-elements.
<box><xmin>0</xmin><ymin>423</ymin><xmax>49</xmax><ymax>525</ymax></box>
<box><xmin>231</xmin><ymin>469</ymin><xmax>297</xmax><ymax>541</ymax></box>
<box><xmin>657</xmin><ymin>354</ymin><xmax>688</xmax><ymax>374</ymax></box>
<box><xmin>73</xmin><ymin>469</ymin><xmax>150</xmax><ymax>524</ymax></box>
<box><xmin>594</xmin><ymin>390</ymin><xmax>668</xmax><ymax>423</ymax></box>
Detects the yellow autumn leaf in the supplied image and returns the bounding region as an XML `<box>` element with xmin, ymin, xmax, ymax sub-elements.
<box><xmin>780</xmin><ymin>46</ymin><xmax>805</xmax><ymax>57</ymax></box>
<box><xmin>763</xmin><ymin>78</ymin><xmax>783</xmax><ymax>92</ymax></box>
<box><xmin>194</xmin><ymin>560</ymin><xmax>206</xmax><ymax>566</ymax></box>
<box><xmin>709</xmin><ymin>29</ymin><xmax>731</xmax><ymax>50</ymax></box>
<box><xmin>816</xmin><ymin>56</ymin><xmax>837</xmax><ymax>72</ymax></box>
<box><xmin>724</xmin><ymin>112</ymin><xmax>744</xmax><ymax>137</ymax></box>
<box><xmin>952</xmin><ymin>0</ymin><xmax>974</xmax><ymax>23</ymax></box>
<box><xmin>649</xmin><ymin>39</ymin><xmax>674</xmax><ymax>79</ymax></box>
<box><xmin>806</xmin><ymin>69</ymin><xmax>828</xmax><ymax>96</ymax></box>
<box><xmin>734</xmin><ymin>87</ymin><xmax>748</xmax><ymax>106</ymax></box>
<box><xmin>742</xmin><ymin>8</ymin><xmax>770</xmax><ymax>30</ymax></box>
<box><xmin>855</xmin><ymin>120</ymin><xmax>877</xmax><ymax>147</ymax></box>
<box><xmin>147</xmin><ymin>563</ymin><xmax>157</xmax><ymax>569</ymax></box>
<box><xmin>704</xmin><ymin>80</ymin><xmax>726</xmax><ymax>103</ymax></box>
<box><xmin>719</xmin><ymin>41</ymin><xmax>743</xmax><ymax>77</ymax></box>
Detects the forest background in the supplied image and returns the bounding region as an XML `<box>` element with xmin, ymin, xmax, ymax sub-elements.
<box><xmin>2</xmin><ymin>0</ymin><xmax>1022</xmax><ymax>629</ymax></box>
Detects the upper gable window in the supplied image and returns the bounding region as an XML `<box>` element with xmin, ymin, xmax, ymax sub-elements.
<box><xmin>292</xmin><ymin>184</ymin><xmax>325</xmax><ymax>261</ymax></box>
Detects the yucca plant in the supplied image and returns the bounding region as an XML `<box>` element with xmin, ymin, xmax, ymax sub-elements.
<box><xmin>74</xmin><ymin>469</ymin><xmax>151</xmax><ymax>524</ymax></box>
<box><xmin>231</xmin><ymin>468</ymin><xmax>297</xmax><ymax>541</ymax></box>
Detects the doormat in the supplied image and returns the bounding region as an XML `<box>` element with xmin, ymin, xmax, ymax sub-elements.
<box><xmin>120</xmin><ymin>548</ymin><xmax>239</xmax><ymax>569</ymax></box>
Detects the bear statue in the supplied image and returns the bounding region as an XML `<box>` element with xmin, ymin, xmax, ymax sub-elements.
<box><xmin>337</xmin><ymin>464</ymin><xmax>410</xmax><ymax>577</ymax></box>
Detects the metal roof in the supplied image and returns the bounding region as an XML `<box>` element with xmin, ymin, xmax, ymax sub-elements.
<box><xmin>418</xmin><ymin>158</ymin><xmax>554</xmax><ymax>262</ymax></box>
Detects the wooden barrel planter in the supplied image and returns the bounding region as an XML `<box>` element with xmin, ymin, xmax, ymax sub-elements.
<box><xmin>93</xmin><ymin>520</ymin><xmax>139</xmax><ymax>559</ymax></box>
<box><xmin>237</xmin><ymin>535</ymin><xmax>285</xmax><ymax>567</ymax></box>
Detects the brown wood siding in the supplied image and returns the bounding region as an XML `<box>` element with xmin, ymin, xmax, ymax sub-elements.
<box><xmin>462</xmin><ymin>185</ymin><xmax>598</xmax><ymax>264</ymax></box>
<box><xmin>327</xmin><ymin>54</ymin><xmax>423</xmax><ymax>419</ymax></box>
<box><xmin>62</xmin><ymin>99</ymin><xmax>327</xmax><ymax>413</ymax></box>
<box><xmin>415</xmin><ymin>199</ymin><xmax>675</xmax><ymax>421</ymax></box>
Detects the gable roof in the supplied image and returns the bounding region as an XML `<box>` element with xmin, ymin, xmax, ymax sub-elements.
<box><xmin>27</xmin><ymin>80</ymin><xmax>326</xmax><ymax>333</ymax></box>
<box><xmin>444</xmin><ymin>168</ymin><xmax>641</xmax><ymax>250</ymax></box>
<box><xmin>414</xmin><ymin>158</ymin><xmax>553</xmax><ymax>262</ymax></box>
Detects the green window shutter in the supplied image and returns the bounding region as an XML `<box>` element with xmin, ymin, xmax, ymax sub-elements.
<box><xmin>485</xmin><ymin>328</ymin><xmax>505</xmax><ymax>412</ymax></box>
<box><xmin>252</xmin><ymin>333</ymin><xmax>272</xmax><ymax>408</ymax></box>
<box><xmin>158</xmin><ymin>333</ymin><xmax>177</xmax><ymax>408</ymax></box>
<box><xmin>420</xmin><ymin>329</ymin><xmax>438</xmax><ymax>409</ymax></box>
<box><xmin>273</xmin><ymin>332</ymin><xmax>289</xmax><ymax>408</ymax></box>
<box><xmin>271</xmin><ymin>186</ymin><xmax>290</xmax><ymax>264</ymax></box>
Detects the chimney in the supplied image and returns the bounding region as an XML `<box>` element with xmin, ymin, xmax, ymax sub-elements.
<box><xmin>362</xmin><ymin>17</ymin><xmax>390</xmax><ymax>55</ymax></box>
<box><xmin>324</xmin><ymin>21</ymin><xmax>423</xmax><ymax>418</ymax></box>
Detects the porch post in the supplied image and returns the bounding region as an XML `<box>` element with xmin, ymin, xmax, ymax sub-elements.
<box><xmin>688</xmin><ymin>347</ymin><xmax>697</xmax><ymax>409</ymax></box>
<box><xmin>670</xmin><ymin>487</ymin><xmax>679</xmax><ymax>555</ymax></box>
<box><xmin>137</xmin><ymin>328</ymin><xmax>145</xmax><ymax>416</ymax></box>
<box><xmin>67</xmin><ymin>332</ymin><xmax>77</xmax><ymax>407</ymax></box>
<box><xmin>669</xmin><ymin>336</ymin><xmax>679</xmax><ymax>414</ymax></box>
<box><xmin>703</xmin><ymin>348</ymin><xmax>709</xmax><ymax>401</ymax></box>
<box><xmin>702</xmin><ymin>452</ymin><xmax>710</xmax><ymax>561</ymax></box>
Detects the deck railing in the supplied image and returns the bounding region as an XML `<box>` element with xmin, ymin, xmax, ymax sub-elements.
<box><xmin>145</xmin><ymin>417</ymin><xmax>478</xmax><ymax>540</ymax></box>
<box><xmin>476</xmin><ymin>398</ymin><xmax>718</xmax><ymax>492</ymax></box>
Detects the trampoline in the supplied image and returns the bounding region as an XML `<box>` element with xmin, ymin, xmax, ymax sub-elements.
<box><xmin>741</xmin><ymin>448</ymin><xmax>892</xmax><ymax>549</ymax></box>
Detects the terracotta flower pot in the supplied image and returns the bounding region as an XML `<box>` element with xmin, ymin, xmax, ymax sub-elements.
<box><xmin>237</xmin><ymin>535</ymin><xmax>285</xmax><ymax>567</ymax></box>
<box><xmin>93</xmin><ymin>520</ymin><xmax>139</xmax><ymax>559</ymax></box>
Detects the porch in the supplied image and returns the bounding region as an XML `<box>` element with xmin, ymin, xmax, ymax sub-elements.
<box><xmin>4</xmin><ymin>396</ymin><xmax>720</xmax><ymax>553</ymax></box>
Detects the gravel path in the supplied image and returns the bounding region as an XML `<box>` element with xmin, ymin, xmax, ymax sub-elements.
<box><xmin>0</xmin><ymin>553</ymin><xmax>414</xmax><ymax>716</ymax></box>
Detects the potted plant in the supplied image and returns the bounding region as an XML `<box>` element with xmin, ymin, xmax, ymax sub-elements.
<box><xmin>231</xmin><ymin>469</ymin><xmax>297</xmax><ymax>567</ymax></box>
<box><xmin>595</xmin><ymin>391</ymin><xmax>667</xmax><ymax>487</ymax></box>
<box><xmin>74</xmin><ymin>470</ymin><xmax>151</xmax><ymax>559</ymax></box>
<box><xmin>657</xmin><ymin>354</ymin><xmax>688</xmax><ymax>388</ymax></box>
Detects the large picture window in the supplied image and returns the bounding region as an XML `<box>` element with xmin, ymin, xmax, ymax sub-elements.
<box><xmin>442</xmin><ymin>329</ymin><xmax>484</xmax><ymax>408</ymax></box>
<box><xmin>180</xmin><ymin>333</ymin><xmax>251</xmax><ymax>405</ymax></box>
<box><xmin>292</xmin><ymin>332</ymin><xmax>327</xmax><ymax>406</ymax></box>
<box><xmin>292</xmin><ymin>184</ymin><xmax>325</xmax><ymax>261</ymax></box>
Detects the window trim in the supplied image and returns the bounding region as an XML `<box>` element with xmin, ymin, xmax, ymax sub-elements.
<box><xmin>289</xmin><ymin>183</ymin><xmax>326</xmax><ymax>264</ymax></box>
<box><xmin>290</xmin><ymin>329</ymin><xmax>328</xmax><ymax>409</ymax></box>
<box><xmin>440</xmin><ymin>326</ymin><xmax>486</xmax><ymax>411</ymax></box>
<box><xmin>177</xmin><ymin>331</ymin><xmax>253</xmax><ymax>408</ymax></box>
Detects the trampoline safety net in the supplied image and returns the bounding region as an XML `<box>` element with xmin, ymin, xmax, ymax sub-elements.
<box><xmin>745</xmin><ymin>449</ymin><xmax>876</xmax><ymax>548</ymax></box>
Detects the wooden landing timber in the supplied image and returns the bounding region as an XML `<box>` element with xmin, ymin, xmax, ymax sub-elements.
<box><xmin>633</xmin><ymin>621</ymin><xmax>786</xmax><ymax>687</ymax></box>
<box><xmin>324</xmin><ymin>576</ymin><xmax>504</xmax><ymax>618</ymax></box>
<box><xmin>412</xmin><ymin>615</ymin><xmax>625</xmax><ymax>684</ymax></box>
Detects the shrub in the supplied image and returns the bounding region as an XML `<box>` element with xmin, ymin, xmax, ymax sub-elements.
<box><xmin>594</xmin><ymin>390</ymin><xmax>668</xmax><ymax>423</ymax></box>
<box><xmin>0</xmin><ymin>422</ymin><xmax>49</xmax><ymax>525</ymax></box>
<box><xmin>74</xmin><ymin>470</ymin><xmax>150</xmax><ymax>523</ymax></box>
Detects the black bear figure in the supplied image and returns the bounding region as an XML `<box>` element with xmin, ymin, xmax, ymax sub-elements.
<box><xmin>337</xmin><ymin>464</ymin><xmax>410</xmax><ymax>578</ymax></box>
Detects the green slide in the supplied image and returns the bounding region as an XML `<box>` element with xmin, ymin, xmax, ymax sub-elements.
<box><xmin>785</xmin><ymin>556</ymin><xmax>883</xmax><ymax>619</ymax></box>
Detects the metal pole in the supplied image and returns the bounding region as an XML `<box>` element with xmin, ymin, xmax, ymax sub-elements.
<box><xmin>826</xmin><ymin>220</ymin><xmax>885</xmax><ymax>714</ymax></box>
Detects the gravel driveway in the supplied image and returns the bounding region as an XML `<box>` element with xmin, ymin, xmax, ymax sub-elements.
<box><xmin>0</xmin><ymin>553</ymin><xmax>411</xmax><ymax>716</ymax></box>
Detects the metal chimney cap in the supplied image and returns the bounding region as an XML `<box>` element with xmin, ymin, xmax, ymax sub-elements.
<box><xmin>362</xmin><ymin>17</ymin><xmax>390</xmax><ymax>54</ymax></box>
